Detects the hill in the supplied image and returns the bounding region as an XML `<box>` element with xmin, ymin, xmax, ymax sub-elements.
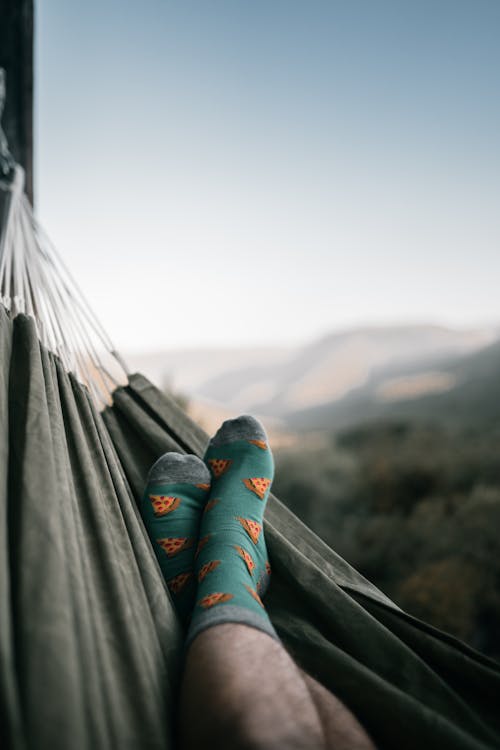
<box><xmin>287</xmin><ymin>339</ymin><xmax>500</xmax><ymax>432</ymax></box>
<box><xmin>126</xmin><ymin>324</ymin><xmax>497</xmax><ymax>421</ymax></box>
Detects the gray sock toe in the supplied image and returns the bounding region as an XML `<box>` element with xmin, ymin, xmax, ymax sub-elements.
<box><xmin>147</xmin><ymin>452</ymin><xmax>211</xmax><ymax>485</ymax></box>
<box><xmin>210</xmin><ymin>415</ymin><xmax>268</xmax><ymax>447</ymax></box>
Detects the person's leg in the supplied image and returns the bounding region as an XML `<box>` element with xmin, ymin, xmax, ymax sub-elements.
<box><xmin>179</xmin><ymin>624</ymin><xmax>325</xmax><ymax>750</ymax></box>
<box><xmin>179</xmin><ymin>624</ymin><xmax>376</xmax><ymax>750</ymax></box>
<box><xmin>141</xmin><ymin>418</ymin><xmax>375</xmax><ymax>748</ymax></box>
<box><xmin>140</xmin><ymin>452</ymin><xmax>211</xmax><ymax>625</ymax></box>
<box><xmin>300</xmin><ymin>671</ymin><xmax>376</xmax><ymax>750</ymax></box>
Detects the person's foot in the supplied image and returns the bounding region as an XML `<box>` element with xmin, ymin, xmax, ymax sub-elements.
<box><xmin>141</xmin><ymin>452</ymin><xmax>211</xmax><ymax>625</ymax></box>
<box><xmin>186</xmin><ymin>416</ymin><xmax>277</xmax><ymax>646</ymax></box>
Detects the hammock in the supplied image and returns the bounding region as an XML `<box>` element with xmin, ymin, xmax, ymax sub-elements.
<box><xmin>1</xmin><ymin>160</ymin><xmax>499</xmax><ymax>750</ymax></box>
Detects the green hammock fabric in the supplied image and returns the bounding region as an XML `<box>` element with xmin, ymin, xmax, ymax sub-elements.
<box><xmin>2</xmin><ymin>305</ymin><xmax>500</xmax><ymax>750</ymax></box>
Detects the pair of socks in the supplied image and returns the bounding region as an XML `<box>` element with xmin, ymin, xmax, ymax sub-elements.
<box><xmin>140</xmin><ymin>415</ymin><xmax>277</xmax><ymax>645</ymax></box>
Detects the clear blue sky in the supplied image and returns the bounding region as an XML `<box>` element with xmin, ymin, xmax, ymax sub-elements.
<box><xmin>35</xmin><ymin>1</ymin><xmax>500</xmax><ymax>351</ymax></box>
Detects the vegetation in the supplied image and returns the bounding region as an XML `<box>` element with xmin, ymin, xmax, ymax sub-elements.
<box><xmin>273</xmin><ymin>420</ymin><xmax>500</xmax><ymax>661</ymax></box>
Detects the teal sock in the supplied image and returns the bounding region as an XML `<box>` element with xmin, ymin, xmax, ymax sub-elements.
<box><xmin>186</xmin><ymin>415</ymin><xmax>278</xmax><ymax>646</ymax></box>
<box><xmin>141</xmin><ymin>452</ymin><xmax>211</xmax><ymax>625</ymax></box>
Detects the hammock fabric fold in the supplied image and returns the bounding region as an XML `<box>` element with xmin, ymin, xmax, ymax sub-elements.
<box><xmin>2</xmin><ymin>305</ymin><xmax>499</xmax><ymax>750</ymax></box>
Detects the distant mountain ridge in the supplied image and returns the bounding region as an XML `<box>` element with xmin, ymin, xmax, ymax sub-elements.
<box><xmin>126</xmin><ymin>324</ymin><xmax>498</xmax><ymax>426</ymax></box>
<box><xmin>201</xmin><ymin>324</ymin><xmax>496</xmax><ymax>416</ymax></box>
<box><xmin>287</xmin><ymin>338</ymin><xmax>500</xmax><ymax>432</ymax></box>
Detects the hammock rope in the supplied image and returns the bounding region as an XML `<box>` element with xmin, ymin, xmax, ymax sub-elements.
<box><xmin>0</xmin><ymin>74</ymin><xmax>128</xmax><ymax>407</ymax></box>
<box><xmin>0</xmin><ymin>164</ymin><xmax>128</xmax><ymax>407</ymax></box>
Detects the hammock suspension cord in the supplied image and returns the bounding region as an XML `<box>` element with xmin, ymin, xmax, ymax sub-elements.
<box><xmin>0</xmin><ymin>72</ymin><xmax>128</xmax><ymax>407</ymax></box>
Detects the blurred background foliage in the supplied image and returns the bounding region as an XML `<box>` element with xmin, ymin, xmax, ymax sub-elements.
<box><xmin>273</xmin><ymin>420</ymin><xmax>500</xmax><ymax>661</ymax></box>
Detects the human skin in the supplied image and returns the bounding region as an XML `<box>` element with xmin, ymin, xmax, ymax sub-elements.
<box><xmin>179</xmin><ymin>623</ymin><xmax>376</xmax><ymax>750</ymax></box>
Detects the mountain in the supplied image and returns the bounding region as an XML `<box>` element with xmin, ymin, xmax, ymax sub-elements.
<box><xmin>202</xmin><ymin>325</ymin><xmax>496</xmax><ymax>416</ymax></box>
<box><xmin>287</xmin><ymin>339</ymin><xmax>500</xmax><ymax>432</ymax></box>
<box><xmin>126</xmin><ymin>346</ymin><xmax>292</xmax><ymax>395</ymax></box>
<box><xmin>125</xmin><ymin>324</ymin><xmax>498</xmax><ymax>425</ymax></box>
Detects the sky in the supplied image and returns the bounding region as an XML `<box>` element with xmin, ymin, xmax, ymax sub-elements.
<box><xmin>35</xmin><ymin>1</ymin><xmax>500</xmax><ymax>352</ymax></box>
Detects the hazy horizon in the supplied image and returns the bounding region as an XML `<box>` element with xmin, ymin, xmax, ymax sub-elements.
<box><xmin>35</xmin><ymin>1</ymin><xmax>500</xmax><ymax>351</ymax></box>
<box><xmin>124</xmin><ymin>319</ymin><xmax>499</xmax><ymax>357</ymax></box>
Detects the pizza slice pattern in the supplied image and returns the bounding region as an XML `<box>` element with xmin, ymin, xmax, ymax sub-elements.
<box><xmin>248</xmin><ymin>439</ymin><xmax>268</xmax><ymax>450</ymax></box>
<box><xmin>245</xmin><ymin>584</ymin><xmax>265</xmax><ymax>608</ymax></box>
<box><xmin>195</xmin><ymin>534</ymin><xmax>211</xmax><ymax>559</ymax></box>
<box><xmin>256</xmin><ymin>560</ymin><xmax>272</xmax><ymax>593</ymax></box>
<box><xmin>204</xmin><ymin>498</ymin><xmax>220</xmax><ymax>514</ymax></box>
<box><xmin>242</xmin><ymin>477</ymin><xmax>271</xmax><ymax>500</ymax></box>
<box><xmin>193</xmin><ymin>435</ymin><xmax>273</xmax><ymax>624</ymax></box>
<box><xmin>198</xmin><ymin>559</ymin><xmax>221</xmax><ymax>582</ymax></box>
<box><xmin>208</xmin><ymin>458</ymin><xmax>232</xmax><ymax>478</ymax></box>
<box><xmin>167</xmin><ymin>571</ymin><xmax>193</xmax><ymax>594</ymax></box>
<box><xmin>234</xmin><ymin>545</ymin><xmax>256</xmax><ymax>575</ymax></box>
<box><xmin>157</xmin><ymin>536</ymin><xmax>194</xmax><ymax>558</ymax></box>
<box><xmin>236</xmin><ymin>517</ymin><xmax>262</xmax><ymax>545</ymax></box>
<box><xmin>198</xmin><ymin>592</ymin><xmax>234</xmax><ymax>609</ymax></box>
<box><xmin>149</xmin><ymin>494</ymin><xmax>181</xmax><ymax>517</ymax></box>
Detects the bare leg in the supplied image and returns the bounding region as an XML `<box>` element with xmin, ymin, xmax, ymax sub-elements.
<box><xmin>301</xmin><ymin>672</ymin><xmax>375</xmax><ymax>750</ymax></box>
<box><xmin>179</xmin><ymin>624</ymin><xmax>375</xmax><ymax>750</ymax></box>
